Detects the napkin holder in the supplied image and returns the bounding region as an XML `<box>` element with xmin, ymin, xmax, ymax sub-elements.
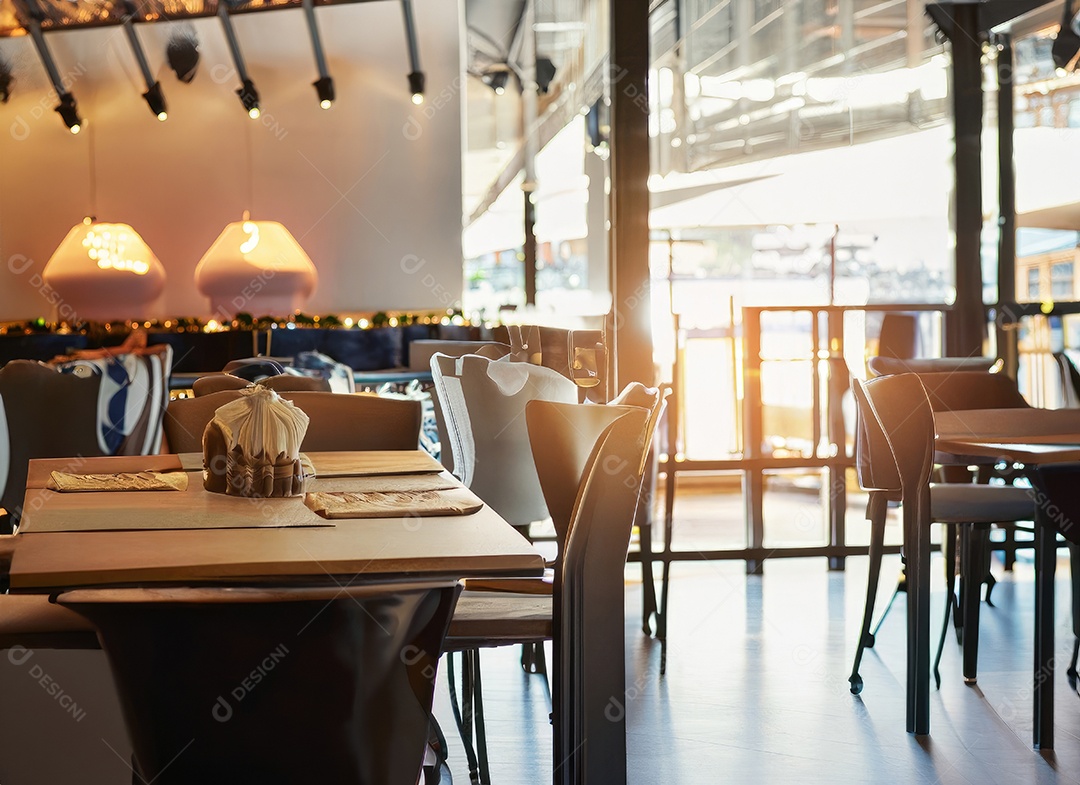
<box><xmin>203</xmin><ymin>386</ymin><xmax>310</xmax><ymax>497</ymax></box>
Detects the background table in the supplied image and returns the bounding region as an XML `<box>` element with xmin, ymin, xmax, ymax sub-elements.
<box><xmin>936</xmin><ymin>408</ymin><xmax>1080</xmax><ymax>750</ymax></box>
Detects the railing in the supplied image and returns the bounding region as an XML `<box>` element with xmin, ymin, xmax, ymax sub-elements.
<box><xmin>656</xmin><ymin>303</ymin><xmax>951</xmax><ymax>575</ymax></box>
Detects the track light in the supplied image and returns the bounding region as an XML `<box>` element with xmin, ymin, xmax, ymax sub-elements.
<box><xmin>238</xmin><ymin>78</ymin><xmax>260</xmax><ymax>119</ymax></box>
<box><xmin>219</xmin><ymin>3</ymin><xmax>260</xmax><ymax>119</ymax></box>
<box><xmin>302</xmin><ymin>0</ymin><xmax>334</xmax><ymax>109</ymax></box>
<box><xmin>401</xmin><ymin>0</ymin><xmax>425</xmax><ymax>104</ymax></box>
<box><xmin>408</xmin><ymin>71</ymin><xmax>425</xmax><ymax>104</ymax></box>
<box><xmin>56</xmin><ymin>92</ymin><xmax>81</xmax><ymax>134</ymax></box>
<box><xmin>122</xmin><ymin>3</ymin><xmax>168</xmax><ymax>121</ymax></box>
<box><xmin>166</xmin><ymin>31</ymin><xmax>200</xmax><ymax>84</ymax></box>
<box><xmin>314</xmin><ymin>76</ymin><xmax>334</xmax><ymax>110</ymax></box>
<box><xmin>25</xmin><ymin>10</ymin><xmax>83</xmax><ymax>133</ymax></box>
<box><xmin>144</xmin><ymin>82</ymin><xmax>167</xmax><ymax>121</ymax></box>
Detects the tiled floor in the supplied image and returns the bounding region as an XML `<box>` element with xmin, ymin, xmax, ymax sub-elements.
<box><xmin>435</xmin><ymin>483</ymin><xmax>1080</xmax><ymax>784</ymax></box>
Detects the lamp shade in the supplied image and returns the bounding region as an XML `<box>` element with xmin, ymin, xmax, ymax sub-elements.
<box><xmin>195</xmin><ymin>220</ymin><xmax>317</xmax><ymax>318</ymax></box>
<box><xmin>42</xmin><ymin>220</ymin><xmax>166</xmax><ymax>323</ymax></box>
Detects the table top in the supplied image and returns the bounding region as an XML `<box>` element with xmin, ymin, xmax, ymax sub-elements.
<box><xmin>935</xmin><ymin>408</ymin><xmax>1080</xmax><ymax>463</ymax></box>
<box><xmin>8</xmin><ymin>451</ymin><xmax>544</xmax><ymax>592</ymax></box>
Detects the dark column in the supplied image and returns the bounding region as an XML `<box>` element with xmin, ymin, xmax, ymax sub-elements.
<box><xmin>524</xmin><ymin>190</ymin><xmax>537</xmax><ymax>305</ymax></box>
<box><xmin>609</xmin><ymin>0</ymin><xmax>653</xmax><ymax>389</ymax></box>
<box><xmin>948</xmin><ymin>2</ymin><xmax>985</xmax><ymax>358</ymax></box>
<box><xmin>996</xmin><ymin>33</ymin><xmax>1019</xmax><ymax>378</ymax></box>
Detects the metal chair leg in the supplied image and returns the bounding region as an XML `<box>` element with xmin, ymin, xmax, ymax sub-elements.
<box><xmin>469</xmin><ymin>651</ymin><xmax>491</xmax><ymax>785</ymax></box>
<box><xmin>446</xmin><ymin>652</ymin><xmax>482</xmax><ymax>785</ymax></box>
<box><xmin>1068</xmin><ymin>542</ymin><xmax>1080</xmax><ymax>693</ymax></box>
<box><xmin>961</xmin><ymin>525</ymin><xmax>989</xmax><ymax>684</ymax></box>
<box><xmin>850</xmin><ymin>494</ymin><xmax>887</xmax><ymax>695</ymax></box>
<box><xmin>933</xmin><ymin>523</ymin><xmax>957</xmax><ymax>689</ymax></box>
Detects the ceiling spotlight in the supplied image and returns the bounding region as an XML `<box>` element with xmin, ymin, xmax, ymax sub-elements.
<box><xmin>56</xmin><ymin>92</ymin><xmax>82</xmax><ymax>134</ymax></box>
<box><xmin>122</xmin><ymin>5</ymin><xmax>168</xmax><ymax>122</ymax></box>
<box><xmin>27</xmin><ymin>15</ymin><xmax>84</xmax><ymax>133</ymax></box>
<box><xmin>487</xmin><ymin>71</ymin><xmax>509</xmax><ymax>95</ymax></box>
<box><xmin>401</xmin><ymin>0</ymin><xmax>425</xmax><ymax>104</ymax></box>
<box><xmin>303</xmin><ymin>0</ymin><xmax>335</xmax><ymax>110</ymax></box>
<box><xmin>238</xmin><ymin>78</ymin><xmax>260</xmax><ymax>118</ymax></box>
<box><xmin>166</xmin><ymin>32</ymin><xmax>200</xmax><ymax>84</ymax></box>
<box><xmin>219</xmin><ymin>3</ymin><xmax>260</xmax><ymax>119</ymax></box>
<box><xmin>314</xmin><ymin>76</ymin><xmax>334</xmax><ymax>109</ymax></box>
<box><xmin>406</xmin><ymin>71</ymin><xmax>423</xmax><ymax>103</ymax></box>
<box><xmin>144</xmin><ymin>82</ymin><xmax>167</xmax><ymax>121</ymax></box>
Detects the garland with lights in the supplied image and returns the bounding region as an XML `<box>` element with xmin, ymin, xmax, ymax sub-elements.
<box><xmin>0</xmin><ymin>309</ymin><xmax>479</xmax><ymax>337</ymax></box>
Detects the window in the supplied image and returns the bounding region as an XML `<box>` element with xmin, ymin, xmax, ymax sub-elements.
<box><xmin>1028</xmin><ymin>268</ymin><xmax>1041</xmax><ymax>299</ymax></box>
<box><xmin>1051</xmin><ymin>262</ymin><xmax>1074</xmax><ymax>299</ymax></box>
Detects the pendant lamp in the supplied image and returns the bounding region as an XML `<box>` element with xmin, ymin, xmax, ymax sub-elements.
<box><xmin>42</xmin><ymin>218</ymin><xmax>167</xmax><ymax>322</ymax></box>
<box><xmin>195</xmin><ymin>214</ymin><xmax>317</xmax><ymax>319</ymax></box>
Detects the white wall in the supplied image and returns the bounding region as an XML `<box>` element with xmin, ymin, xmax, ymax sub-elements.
<box><xmin>0</xmin><ymin>0</ymin><xmax>464</xmax><ymax>320</ymax></box>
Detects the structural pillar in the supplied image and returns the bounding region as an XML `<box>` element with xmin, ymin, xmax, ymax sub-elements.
<box><xmin>947</xmin><ymin>2</ymin><xmax>985</xmax><ymax>358</ymax></box>
<box><xmin>609</xmin><ymin>0</ymin><xmax>653</xmax><ymax>389</ymax></box>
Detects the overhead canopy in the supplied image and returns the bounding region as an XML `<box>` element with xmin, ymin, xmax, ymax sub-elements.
<box><xmin>650</xmin><ymin>124</ymin><xmax>1080</xmax><ymax>231</ymax></box>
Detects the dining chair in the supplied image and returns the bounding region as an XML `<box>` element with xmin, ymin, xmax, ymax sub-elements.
<box><xmin>52</xmin><ymin>343</ymin><xmax>174</xmax><ymax>457</ymax></box>
<box><xmin>409</xmin><ymin>340</ymin><xmax>510</xmax><ymax>474</ymax></box>
<box><xmin>851</xmin><ymin>371</ymin><xmax>1028</xmax><ymax>647</ymax></box>
<box><xmin>56</xmin><ymin>581</ymin><xmax>461</xmax><ymax>785</ymax></box>
<box><xmin>163</xmin><ymin>389</ymin><xmax>422</xmax><ymax>453</ymax></box>
<box><xmin>848</xmin><ymin>374</ymin><xmax>1035</xmax><ymax>700</ymax></box>
<box><xmin>428</xmin><ymin>353</ymin><xmax>578</xmax><ymax>534</ymax></box>
<box><xmin>444</xmin><ymin>390</ymin><xmax>665</xmax><ymax>785</ymax></box>
<box><xmin>0</xmin><ymin>360</ymin><xmax>106</xmax><ymax>531</ymax></box>
<box><xmin>192</xmin><ymin>372</ymin><xmax>331</xmax><ymax>396</ymax></box>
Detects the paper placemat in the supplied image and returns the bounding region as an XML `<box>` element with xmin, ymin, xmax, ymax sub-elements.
<box><xmin>306</xmin><ymin>487</ymin><xmax>483</xmax><ymax>519</ymax></box>
<box><xmin>47</xmin><ymin>471</ymin><xmax>189</xmax><ymax>493</ymax></box>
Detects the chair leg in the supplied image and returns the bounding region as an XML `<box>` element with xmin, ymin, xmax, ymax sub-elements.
<box><xmin>446</xmin><ymin>652</ymin><xmax>483</xmax><ymax>785</ymax></box>
<box><xmin>469</xmin><ymin>651</ymin><xmax>491</xmax><ymax>785</ymax></box>
<box><xmin>849</xmin><ymin>496</ymin><xmax>887</xmax><ymax>695</ymax></box>
<box><xmin>961</xmin><ymin>525</ymin><xmax>989</xmax><ymax>684</ymax></box>
<box><xmin>933</xmin><ymin>523</ymin><xmax>957</xmax><ymax>690</ymax></box>
<box><xmin>1068</xmin><ymin>542</ymin><xmax>1080</xmax><ymax>693</ymax></box>
<box><xmin>657</xmin><ymin>468</ymin><xmax>676</xmax><ymax>676</ymax></box>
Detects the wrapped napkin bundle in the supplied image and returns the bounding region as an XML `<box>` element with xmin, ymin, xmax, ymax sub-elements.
<box><xmin>203</xmin><ymin>386</ymin><xmax>311</xmax><ymax>497</ymax></box>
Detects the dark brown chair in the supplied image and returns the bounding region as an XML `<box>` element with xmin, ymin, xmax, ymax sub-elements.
<box><xmin>56</xmin><ymin>582</ymin><xmax>460</xmax><ymax>785</ymax></box>
<box><xmin>163</xmin><ymin>390</ymin><xmax>421</xmax><ymax>453</ymax></box>
<box><xmin>866</xmin><ymin>356</ymin><xmax>998</xmax><ymax>377</ymax></box>
<box><xmin>0</xmin><ymin>360</ymin><xmax>105</xmax><ymax>530</ymax></box>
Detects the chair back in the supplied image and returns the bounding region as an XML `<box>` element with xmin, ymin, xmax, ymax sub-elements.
<box><xmin>858</xmin><ymin>374</ymin><xmax>936</xmax><ymax>502</ymax></box>
<box><xmin>851</xmin><ymin>378</ymin><xmax>901</xmax><ymax>494</ymax></box>
<box><xmin>1053</xmin><ymin>352</ymin><xmax>1080</xmax><ymax>408</ymax></box>
<box><xmin>56</xmin><ymin>582</ymin><xmax>460</xmax><ymax>785</ymax></box>
<box><xmin>915</xmin><ymin>371</ymin><xmax>1028</xmax><ymax>411</ymax></box>
<box><xmin>51</xmin><ymin>344</ymin><xmax>173</xmax><ymax>456</ymax></box>
<box><xmin>430</xmin><ymin>353</ymin><xmax>577</xmax><ymax>527</ymax></box>
<box><xmin>164</xmin><ymin>390</ymin><xmax>421</xmax><ymax>453</ymax></box>
<box><xmin>0</xmin><ymin>361</ymin><xmax>104</xmax><ymax>525</ymax></box>
<box><xmin>193</xmin><ymin>373</ymin><xmax>331</xmax><ymax>396</ymax></box>
<box><xmin>866</xmin><ymin>356</ymin><xmax>997</xmax><ymax>377</ymax></box>
<box><xmin>526</xmin><ymin>392</ymin><xmax>664</xmax><ymax>785</ymax></box>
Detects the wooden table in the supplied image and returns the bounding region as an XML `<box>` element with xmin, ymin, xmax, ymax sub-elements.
<box><xmin>8</xmin><ymin>451</ymin><xmax>544</xmax><ymax>592</ymax></box>
<box><xmin>936</xmin><ymin>408</ymin><xmax>1080</xmax><ymax>750</ymax></box>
